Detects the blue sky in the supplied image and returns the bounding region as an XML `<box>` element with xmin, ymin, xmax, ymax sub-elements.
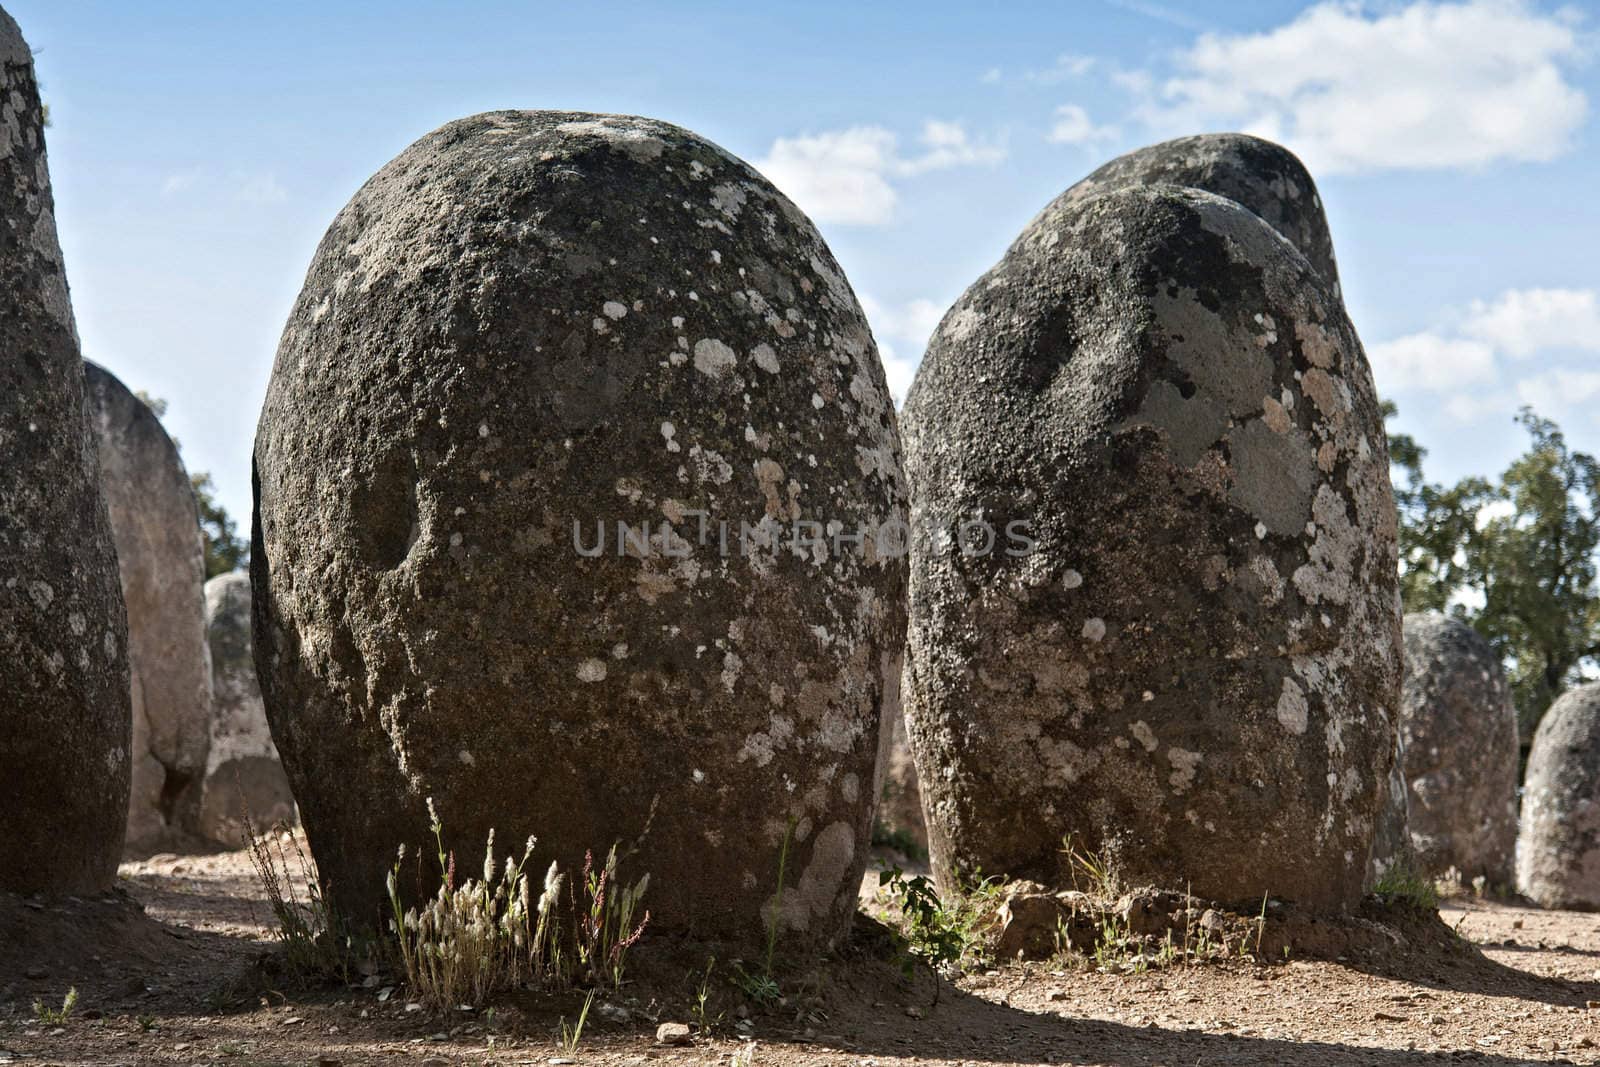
<box><xmin>15</xmin><ymin>0</ymin><xmax>1599</xmax><ymax>525</ymax></box>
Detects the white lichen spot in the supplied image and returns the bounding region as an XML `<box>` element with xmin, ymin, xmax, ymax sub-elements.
<box><xmin>1277</xmin><ymin>677</ymin><xmax>1309</xmax><ymax>735</ymax></box>
<box><xmin>660</xmin><ymin>421</ymin><xmax>680</xmax><ymax>453</ymax></box>
<box><xmin>458</xmin><ymin>750</ymin><xmax>476</xmax><ymax>766</ymax></box>
<box><xmin>576</xmin><ymin>658</ymin><xmax>608</xmax><ymax>683</ymax></box>
<box><xmin>692</xmin><ymin>768</ymin><xmax>706</xmax><ymax>784</ymax></box>
<box><xmin>1082</xmin><ymin>617</ymin><xmax>1107</xmax><ymax>642</ymax></box>
<box><xmin>1129</xmin><ymin>720</ymin><xmax>1159</xmax><ymax>753</ymax></box>
<box><xmin>612</xmin><ymin>642</ymin><xmax>630</xmax><ymax>659</ymax></box>
<box><xmin>693</xmin><ymin>338</ymin><xmax>738</xmax><ymax>379</ymax></box>
<box><xmin>752</xmin><ymin>343</ymin><xmax>780</xmax><ymax>374</ymax></box>
<box><xmin>1063</xmin><ymin>569</ymin><xmax>1084</xmax><ymax>589</ymax></box>
<box><xmin>602</xmin><ymin>300</ymin><xmax>628</xmax><ymax>321</ymax></box>
<box><xmin>1167</xmin><ymin>748</ymin><xmax>1202</xmax><ymax>793</ymax></box>
<box><xmin>1254</xmin><ymin>522</ymin><xmax>1268</xmax><ymax>540</ymax></box>
<box><xmin>811</xmin><ymin>393</ymin><xmax>824</xmax><ymax>410</ymax></box>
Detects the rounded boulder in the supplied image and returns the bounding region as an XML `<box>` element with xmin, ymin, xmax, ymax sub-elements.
<box><xmin>0</xmin><ymin>7</ymin><xmax>131</xmax><ymax>893</ymax></box>
<box><xmin>1518</xmin><ymin>684</ymin><xmax>1600</xmax><ymax>909</ymax></box>
<box><xmin>252</xmin><ymin>111</ymin><xmax>907</xmax><ymax>950</ymax></box>
<box><xmin>902</xmin><ymin>177</ymin><xmax>1401</xmax><ymax>911</ymax></box>
<box><xmin>1400</xmin><ymin>612</ymin><xmax>1518</xmax><ymax>886</ymax></box>
<box><xmin>198</xmin><ymin>572</ymin><xmax>296</xmax><ymax>846</ymax></box>
<box><xmin>1062</xmin><ymin>133</ymin><xmax>1341</xmax><ymax>289</ymax></box>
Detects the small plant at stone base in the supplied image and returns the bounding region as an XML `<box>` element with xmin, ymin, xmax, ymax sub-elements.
<box><xmin>32</xmin><ymin>987</ymin><xmax>77</xmax><ymax>1025</ymax></box>
<box><xmin>387</xmin><ymin>798</ymin><xmax>538</xmax><ymax>1014</ymax></box>
<box><xmin>732</xmin><ymin>818</ymin><xmax>794</xmax><ymax>1007</ymax></box>
<box><xmin>732</xmin><ymin>1040</ymin><xmax>758</xmax><ymax>1067</ymax></box>
<box><xmin>1374</xmin><ymin>861</ymin><xmax>1441</xmax><ymax>911</ymax></box>
<box><xmin>691</xmin><ymin>957</ymin><xmax>725</xmax><ymax>1035</ymax></box>
<box><xmin>558</xmin><ymin>989</ymin><xmax>595</xmax><ymax>1055</ymax></box>
<box><xmin>879</xmin><ymin>863</ymin><xmax>1005</xmax><ymax>976</ymax></box>
<box><xmin>1061</xmin><ymin>834</ymin><xmax>1120</xmax><ymax>899</ymax></box>
<box><xmin>136</xmin><ymin>1014</ymin><xmax>157</xmax><ymax>1032</ymax></box>
<box><xmin>244</xmin><ymin>813</ymin><xmax>353</xmax><ymax>982</ymax></box>
<box><xmin>573</xmin><ymin>844</ymin><xmax>650</xmax><ymax>989</ymax></box>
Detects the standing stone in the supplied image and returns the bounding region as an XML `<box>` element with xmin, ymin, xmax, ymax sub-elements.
<box><xmin>1517</xmin><ymin>684</ymin><xmax>1600</xmax><ymax>909</ymax></box>
<box><xmin>0</xmin><ymin>6</ymin><xmax>131</xmax><ymax>893</ymax></box>
<box><xmin>875</xmin><ymin>693</ymin><xmax>929</xmax><ymax>857</ymax></box>
<box><xmin>1062</xmin><ymin>133</ymin><xmax>1341</xmax><ymax>290</ymax></box>
<box><xmin>1400</xmin><ymin>612</ymin><xmax>1518</xmax><ymax>886</ymax></box>
<box><xmin>902</xmin><ymin>163</ymin><xmax>1400</xmax><ymax>911</ymax></box>
<box><xmin>198</xmin><ymin>572</ymin><xmax>295</xmax><ymax>846</ymax></box>
<box><xmin>84</xmin><ymin>362</ymin><xmax>212</xmax><ymax>850</ymax></box>
<box><xmin>253</xmin><ymin>111</ymin><xmax>906</xmax><ymax>950</ymax></box>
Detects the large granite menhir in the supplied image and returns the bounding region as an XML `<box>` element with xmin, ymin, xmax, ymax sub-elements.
<box><xmin>85</xmin><ymin>361</ymin><xmax>213</xmax><ymax>851</ymax></box>
<box><xmin>0</xmin><ymin>5</ymin><xmax>132</xmax><ymax>894</ymax></box>
<box><xmin>198</xmin><ymin>572</ymin><xmax>296</xmax><ymax>846</ymax></box>
<box><xmin>902</xmin><ymin>136</ymin><xmax>1401</xmax><ymax>911</ymax></box>
<box><xmin>1518</xmin><ymin>684</ymin><xmax>1600</xmax><ymax>909</ymax></box>
<box><xmin>1399</xmin><ymin>612</ymin><xmax>1518</xmax><ymax>886</ymax></box>
<box><xmin>253</xmin><ymin>111</ymin><xmax>907</xmax><ymax>951</ymax></box>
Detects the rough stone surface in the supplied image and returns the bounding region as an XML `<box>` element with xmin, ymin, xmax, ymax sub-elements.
<box><xmin>85</xmin><ymin>361</ymin><xmax>212</xmax><ymax>850</ymax></box>
<box><xmin>1518</xmin><ymin>683</ymin><xmax>1600</xmax><ymax>910</ymax></box>
<box><xmin>876</xmin><ymin>694</ymin><xmax>928</xmax><ymax>856</ymax></box>
<box><xmin>0</xmin><ymin>5</ymin><xmax>131</xmax><ymax>893</ymax></box>
<box><xmin>902</xmin><ymin>171</ymin><xmax>1401</xmax><ymax>912</ymax></box>
<box><xmin>1367</xmin><ymin>732</ymin><xmax>1413</xmax><ymax>885</ymax></box>
<box><xmin>1063</xmin><ymin>133</ymin><xmax>1341</xmax><ymax>290</ymax></box>
<box><xmin>253</xmin><ymin>111</ymin><xmax>907</xmax><ymax>950</ymax></box>
<box><xmin>198</xmin><ymin>572</ymin><xmax>295</xmax><ymax>846</ymax></box>
<box><xmin>1399</xmin><ymin>612</ymin><xmax>1518</xmax><ymax>886</ymax></box>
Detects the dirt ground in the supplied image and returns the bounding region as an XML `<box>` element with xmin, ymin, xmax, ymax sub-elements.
<box><xmin>3</xmin><ymin>845</ymin><xmax>1599</xmax><ymax>1066</ymax></box>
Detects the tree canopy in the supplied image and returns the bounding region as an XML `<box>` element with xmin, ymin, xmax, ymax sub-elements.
<box><xmin>1389</xmin><ymin>403</ymin><xmax>1600</xmax><ymax>748</ymax></box>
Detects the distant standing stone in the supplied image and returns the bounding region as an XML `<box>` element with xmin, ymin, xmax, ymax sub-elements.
<box><xmin>0</xmin><ymin>5</ymin><xmax>131</xmax><ymax>893</ymax></box>
<box><xmin>253</xmin><ymin>111</ymin><xmax>906</xmax><ymax>950</ymax></box>
<box><xmin>85</xmin><ymin>361</ymin><xmax>212</xmax><ymax>850</ymax></box>
<box><xmin>902</xmin><ymin>164</ymin><xmax>1400</xmax><ymax>911</ymax></box>
<box><xmin>1062</xmin><ymin>133</ymin><xmax>1341</xmax><ymax>290</ymax></box>
<box><xmin>1518</xmin><ymin>684</ymin><xmax>1600</xmax><ymax>909</ymax></box>
<box><xmin>198</xmin><ymin>572</ymin><xmax>296</xmax><ymax>846</ymax></box>
<box><xmin>1400</xmin><ymin>612</ymin><xmax>1518</xmax><ymax>886</ymax></box>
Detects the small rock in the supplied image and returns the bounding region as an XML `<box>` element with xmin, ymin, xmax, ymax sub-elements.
<box><xmin>656</xmin><ymin>1022</ymin><xmax>693</xmax><ymax>1046</ymax></box>
<box><xmin>1047</xmin><ymin>990</ymin><xmax>1068</xmax><ymax>1002</ymax></box>
<box><xmin>316</xmin><ymin>1057</ymin><xmax>342</xmax><ymax>1067</ymax></box>
<box><xmin>904</xmin><ymin>1006</ymin><xmax>924</xmax><ymax>1020</ymax></box>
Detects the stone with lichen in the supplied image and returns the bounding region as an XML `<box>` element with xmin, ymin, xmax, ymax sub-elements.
<box><xmin>252</xmin><ymin>111</ymin><xmax>906</xmax><ymax>951</ymax></box>
<box><xmin>198</xmin><ymin>572</ymin><xmax>296</xmax><ymax>846</ymax></box>
<box><xmin>1398</xmin><ymin>611</ymin><xmax>1518</xmax><ymax>887</ymax></box>
<box><xmin>1518</xmin><ymin>683</ymin><xmax>1600</xmax><ymax>909</ymax></box>
<box><xmin>0</xmin><ymin>5</ymin><xmax>131</xmax><ymax>893</ymax></box>
<box><xmin>901</xmin><ymin>145</ymin><xmax>1400</xmax><ymax>912</ymax></box>
<box><xmin>84</xmin><ymin>361</ymin><xmax>213</xmax><ymax>851</ymax></box>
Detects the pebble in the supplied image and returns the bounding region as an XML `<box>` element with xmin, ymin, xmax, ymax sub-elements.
<box><xmin>656</xmin><ymin>1022</ymin><xmax>693</xmax><ymax>1046</ymax></box>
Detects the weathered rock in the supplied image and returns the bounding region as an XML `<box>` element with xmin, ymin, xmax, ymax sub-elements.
<box><xmin>252</xmin><ymin>111</ymin><xmax>906</xmax><ymax>950</ymax></box>
<box><xmin>1367</xmin><ymin>733</ymin><xmax>1414</xmax><ymax>885</ymax></box>
<box><xmin>1517</xmin><ymin>683</ymin><xmax>1600</xmax><ymax>909</ymax></box>
<box><xmin>0</xmin><ymin>7</ymin><xmax>132</xmax><ymax>893</ymax></box>
<box><xmin>1063</xmin><ymin>133</ymin><xmax>1341</xmax><ymax>290</ymax></box>
<box><xmin>84</xmin><ymin>361</ymin><xmax>212</xmax><ymax>850</ymax></box>
<box><xmin>198</xmin><ymin>572</ymin><xmax>295</xmax><ymax>846</ymax></box>
<box><xmin>902</xmin><ymin>171</ymin><xmax>1401</xmax><ymax>911</ymax></box>
<box><xmin>875</xmin><ymin>695</ymin><xmax>928</xmax><ymax>856</ymax></box>
<box><xmin>1400</xmin><ymin>612</ymin><xmax>1518</xmax><ymax>886</ymax></box>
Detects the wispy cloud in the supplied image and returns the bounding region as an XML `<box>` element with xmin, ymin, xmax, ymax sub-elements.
<box><xmin>1046</xmin><ymin>103</ymin><xmax>1119</xmax><ymax>147</ymax></box>
<box><xmin>756</xmin><ymin>121</ymin><xmax>1005</xmax><ymax>226</ymax></box>
<box><xmin>860</xmin><ymin>293</ymin><xmax>948</xmax><ymax>404</ymax></box>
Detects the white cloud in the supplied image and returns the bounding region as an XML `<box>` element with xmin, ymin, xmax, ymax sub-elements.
<box><xmin>1515</xmin><ymin>368</ymin><xmax>1600</xmax><ymax>413</ymax></box>
<box><xmin>160</xmin><ymin>170</ymin><xmax>200</xmax><ymax>196</ymax></box>
<box><xmin>234</xmin><ymin>173</ymin><xmax>288</xmax><ymax>204</ymax></box>
<box><xmin>1047</xmin><ymin>104</ymin><xmax>1119</xmax><ymax>146</ymax></box>
<box><xmin>1137</xmin><ymin>0</ymin><xmax>1587</xmax><ymax>174</ymax></box>
<box><xmin>1463</xmin><ymin>288</ymin><xmax>1600</xmax><ymax>358</ymax></box>
<box><xmin>756</xmin><ymin>121</ymin><xmax>1004</xmax><ymax>226</ymax></box>
<box><xmin>860</xmin><ymin>293</ymin><xmax>950</xmax><ymax>404</ymax></box>
<box><xmin>1024</xmin><ymin>53</ymin><xmax>1097</xmax><ymax>85</ymax></box>
<box><xmin>1368</xmin><ymin>332</ymin><xmax>1497</xmax><ymax>392</ymax></box>
<box><xmin>980</xmin><ymin>66</ymin><xmax>1003</xmax><ymax>84</ymax></box>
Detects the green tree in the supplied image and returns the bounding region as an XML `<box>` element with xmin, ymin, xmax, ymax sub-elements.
<box><xmin>192</xmin><ymin>472</ymin><xmax>248</xmax><ymax>579</ymax></box>
<box><xmin>1388</xmin><ymin>404</ymin><xmax>1600</xmax><ymax>748</ymax></box>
